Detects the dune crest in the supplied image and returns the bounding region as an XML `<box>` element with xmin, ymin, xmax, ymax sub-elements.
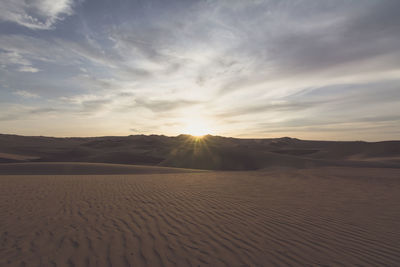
<box><xmin>1</xmin><ymin>134</ymin><xmax>399</xmax><ymax>170</ymax></box>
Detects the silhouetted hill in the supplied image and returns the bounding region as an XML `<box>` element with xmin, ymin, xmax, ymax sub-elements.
<box><xmin>0</xmin><ymin>134</ymin><xmax>399</xmax><ymax>170</ymax></box>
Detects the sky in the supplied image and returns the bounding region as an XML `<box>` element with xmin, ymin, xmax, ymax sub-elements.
<box><xmin>0</xmin><ymin>0</ymin><xmax>399</xmax><ymax>141</ymax></box>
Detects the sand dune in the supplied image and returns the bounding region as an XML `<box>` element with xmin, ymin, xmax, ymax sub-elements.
<box><xmin>1</xmin><ymin>134</ymin><xmax>399</xmax><ymax>265</ymax></box>
<box><xmin>1</xmin><ymin>134</ymin><xmax>400</xmax><ymax>170</ymax></box>
<box><xmin>1</xmin><ymin>167</ymin><xmax>400</xmax><ymax>266</ymax></box>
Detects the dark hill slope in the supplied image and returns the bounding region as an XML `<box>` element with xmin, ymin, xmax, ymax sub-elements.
<box><xmin>0</xmin><ymin>134</ymin><xmax>399</xmax><ymax>170</ymax></box>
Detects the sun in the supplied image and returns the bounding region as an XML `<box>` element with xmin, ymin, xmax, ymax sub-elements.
<box><xmin>182</xmin><ymin>118</ymin><xmax>213</xmax><ymax>137</ymax></box>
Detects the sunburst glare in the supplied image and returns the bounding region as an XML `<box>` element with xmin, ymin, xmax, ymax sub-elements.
<box><xmin>182</xmin><ymin>117</ymin><xmax>213</xmax><ymax>137</ymax></box>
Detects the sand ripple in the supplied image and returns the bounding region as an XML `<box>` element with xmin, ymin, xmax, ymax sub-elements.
<box><xmin>1</xmin><ymin>167</ymin><xmax>400</xmax><ymax>266</ymax></box>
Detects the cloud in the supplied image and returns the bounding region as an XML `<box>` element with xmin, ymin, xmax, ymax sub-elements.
<box><xmin>17</xmin><ymin>66</ymin><xmax>40</xmax><ymax>73</ymax></box>
<box><xmin>0</xmin><ymin>50</ymin><xmax>31</xmax><ymax>65</ymax></box>
<box><xmin>14</xmin><ymin>90</ymin><xmax>40</xmax><ymax>98</ymax></box>
<box><xmin>0</xmin><ymin>49</ymin><xmax>40</xmax><ymax>72</ymax></box>
<box><xmin>214</xmin><ymin>100</ymin><xmax>325</xmax><ymax>120</ymax></box>
<box><xmin>0</xmin><ymin>106</ymin><xmax>58</xmax><ymax>121</ymax></box>
<box><xmin>134</xmin><ymin>98</ymin><xmax>201</xmax><ymax>113</ymax></box>
<box><xmin>0</xmin><ymin>0</ymin><xmax>76</xmax><ymax>30</ymax></box>
<box><xmin>80</xmin><ymin>99</ymin><xmax>112</xmax><ymax>114</ymax></box>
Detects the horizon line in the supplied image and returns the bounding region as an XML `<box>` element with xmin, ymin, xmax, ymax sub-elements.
<box><xmin>1</xmin><ymin>132</ymin><xmax>399</xmax><ymax>143</ymax></box>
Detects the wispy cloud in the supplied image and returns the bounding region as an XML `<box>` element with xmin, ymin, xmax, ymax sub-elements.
<box><xmin>17</xmin><ymin>66</ymin><xmax>40</xmax><ymax>73</ymax></box>
<box><xmin>14</xmin><ymin>90</ymin><xmax>40</xmax><ymax>98</ymax></box>
<box><xmin>0</xmin><ymin>0</ymin><xmax>77</xmax><ymax>30</ymax></box>
<box><xmin>0</xmin><ymin>49</ymin><xmax>40</xmax><ymax>72</ymax></box>
<box><xmin>0</xmin><ymin>105</ymin><xmax>58</xmax><ymax>121</ymax></box>
<box><xmin>134</xmin><ymin>98</ymin><xmax>202</xmax><ymax>113</ymax></box>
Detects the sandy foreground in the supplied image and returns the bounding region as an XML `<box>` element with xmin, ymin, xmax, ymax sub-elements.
<box><xmin>1</xmin><ymin>166</ymin><xmax>400</xmax><ymax>266</ymax></box>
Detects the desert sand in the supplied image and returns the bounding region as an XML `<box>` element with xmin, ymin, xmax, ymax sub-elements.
<box><xmin>1</xmin><ymin>164</ymin><xmax>400</xmax><ymax>266</ymax></box>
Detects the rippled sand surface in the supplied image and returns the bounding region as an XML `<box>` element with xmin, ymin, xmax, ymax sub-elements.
<box><xmin>1</xmin><ymin>167</ymin><xmax>400</xmax><ymax>266</ymax></box>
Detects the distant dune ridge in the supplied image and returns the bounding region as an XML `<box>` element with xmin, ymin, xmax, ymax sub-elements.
<box><xmin>0</xmin><ymin>133</ymin><xmax>399</xmax><ymax>171</ymax></box>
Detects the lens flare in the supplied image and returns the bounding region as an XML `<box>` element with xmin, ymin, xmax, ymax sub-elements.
<box><xmin>182</xmin><ymin>117</ymin><xmax>212</xmax><ymax>137</ymax></box>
